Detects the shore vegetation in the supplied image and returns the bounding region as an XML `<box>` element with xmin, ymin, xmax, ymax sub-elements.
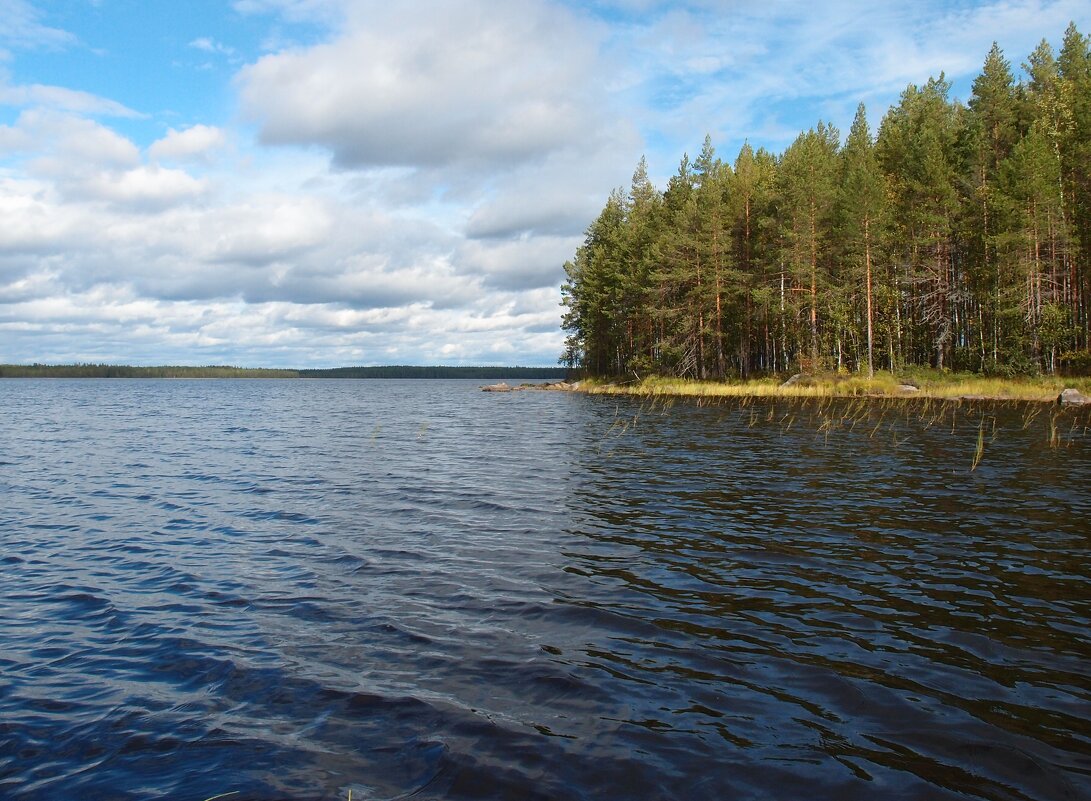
<box><xmin>581</xmin><ymin>369</ymin><xmax>1091</xmax><ymax>402</ymax></box>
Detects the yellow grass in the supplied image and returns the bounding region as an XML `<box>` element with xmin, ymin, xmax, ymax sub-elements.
<box><xmin>580</xmin><ymin>370</ymin><xmax>1091</xmax><ymax>403</ymax></box>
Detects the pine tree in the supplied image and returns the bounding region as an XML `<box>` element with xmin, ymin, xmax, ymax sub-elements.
<box><xmin>622</xmin><ymin>157</ymin><xmax>664</xmax><ymax>375</ymax></box>
<box><xmin>1058</xmin><ymin>23</ymin><xmax>1091</xmax><ymax>353</ymax></box>
<box><xmin>652</xmin><ymin>155</ymin><xmax>704</xmax><ymax>376</ymax></box>
<box><xmin>966</xmin><ymin>42</ymin><xmax>1020</xmax><ymax>368</ymax></box>
<box><xmin>878</xmin><ymin>76</ymin><xmax>964</xmax><ymax>369</ymax></box>
<box><xmin>837</xmin><ymin>104</ymin><xmax>888</xmax><ymax>376</ymax></box>
<box><xmin>693</xmin><ymin>135</ymin><xmax>732</xmax><ymax>377</ymax></box>
<box><xmin>776</xmin><ymin>122</ymin><xmax>840</xmax><ymax>370</ymax></box>
<box><xmin>560</xmin><ymin>190</ymin><xmax>628</xmax><ymax>374</ymax></box>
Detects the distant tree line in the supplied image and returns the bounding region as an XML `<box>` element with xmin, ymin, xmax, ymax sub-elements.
<box><xmin>298</xmin><ymin>366</ymin><xmax>569</xmax><ymax>379</ymax></box>
<box><xmin>0</xmin><ymin>364</ymin><xmax>297</xmax><ymax>378</ymax></box>
<box><xmin>561</xmin><ymin>25</ymin><xmax>1091</xmax><ymax>378</ymax></box>
<box><xmin>0</xmin><ymin>364</ymin><xmax>570</xmax><ymax>379</ymax></box>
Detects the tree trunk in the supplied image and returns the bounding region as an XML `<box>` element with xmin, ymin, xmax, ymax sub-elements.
<box><xmin>865</xmin><ymin>216</ymin><xmax>874</xmax><ymax>378</ymax></box>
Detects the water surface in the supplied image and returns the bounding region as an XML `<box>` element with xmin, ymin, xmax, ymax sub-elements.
<box><xmin>1</xmin><ymin>379</ymin><xmax>1088</xmax><ymax>800</ymax></box>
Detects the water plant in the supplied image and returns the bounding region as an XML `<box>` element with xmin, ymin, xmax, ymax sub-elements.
<box><xmin>971</xmin><ymin>420</ymin><xmax>986</xmax><ymax>471</ymax></box>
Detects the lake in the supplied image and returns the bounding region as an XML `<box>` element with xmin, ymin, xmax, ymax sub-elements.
<box><xmin>1</xmin><ymin>379</ymin><xmax>1088</xmax><ymax>800</ymax></box>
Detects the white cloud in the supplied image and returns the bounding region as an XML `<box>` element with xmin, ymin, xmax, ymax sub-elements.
<box><xmin>605</xmin><ymin>0</ymin><xmax>1091</xmax><ymax>157</ymax></box>
<box><xmin>10</xmin><ymin>109</ymin><xmax>141</xmax><ymax>168</ymax></box>
<box><xmin>149</xmin><ymin>125</ymin><xmax>228</xmax><ymax>163</ymax></box>
<box><xmin>0</xmin><ymin>76</ymin><xmax>141</xmax><ymax>118</ymax></box>
<box><xmin>237</xmin><ymin>0</ymin><xmax>608</xmax><ymax>170</ymax></box>
<box><xmin>189</xmin><ymin>37</ymin><xmax>235</xmax><ymax>55</ymax></box>
<box><xmin>0</xmin><ymin>178</ymin><xmax>88</xmax><ymax>255</ymax></box>
<box><xmin>200</xmin><ymin>196</ymin><xmax>333</xmax><ymax>265</ymax></box>
<box><xmin>0</xmin><ymin>0</ymin><xmax>76</xmax><ymax>50</ymax></box>
<box><xmin>75</xmin><ymin>166</ymin><xmax>209</xmax><ymax>208</ymax></box>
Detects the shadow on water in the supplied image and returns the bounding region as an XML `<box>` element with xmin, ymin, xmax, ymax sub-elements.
<box><xmin>0</xmin><ymin>381</ymin><xmax>1088</xmax><ymax>800</ymax></box>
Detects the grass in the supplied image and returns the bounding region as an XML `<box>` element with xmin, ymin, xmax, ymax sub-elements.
<box><xmin>579</xmin><ymin>369</ymin><xmax>1091</xmax><ymax>403</ymax></box>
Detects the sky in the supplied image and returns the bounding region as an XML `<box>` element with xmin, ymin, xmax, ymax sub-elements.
<box><xmin>1</xmin><ymin>0</ymin><xmax>1088</xmax><ymax>368</ymax></box>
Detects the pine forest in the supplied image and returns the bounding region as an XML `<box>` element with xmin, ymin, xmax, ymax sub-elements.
<box><xmin>560</xmin><ymin>25</ymin><xmax>1091</xmax><ymax>380</ymax></box>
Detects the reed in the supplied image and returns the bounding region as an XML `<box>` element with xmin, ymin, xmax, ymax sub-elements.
<box><xmin>971</xmin><ymin>420</ymin><xmax>986</xmax><ymax>471</ymax></box>
<box><xmin>589</xmin><ymin>388</ymin><xmax>1090</xmax><ymax>474</ymax></box>
<box><xmin>580</xmin><ymin>370</ymin><xmax>1090</xmax><ymax>403</ymax></box>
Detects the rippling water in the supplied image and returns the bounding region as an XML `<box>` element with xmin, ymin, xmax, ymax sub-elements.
<box><xmin>1</xmin><ymin>379</ymin><xmax>1088</xmax><ymax>801</ymax></box>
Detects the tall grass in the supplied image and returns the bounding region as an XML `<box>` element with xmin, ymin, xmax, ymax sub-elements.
<box><xmin>581</xmin><ymin>370</ymin><xmax>1090</xmax><ymax>402</ymax></box>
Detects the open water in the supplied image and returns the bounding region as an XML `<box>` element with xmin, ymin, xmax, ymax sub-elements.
<box><xmin>0</xmin><ymin>379</ymin><xmax>1089</xmax><ymax>801</ymax></box>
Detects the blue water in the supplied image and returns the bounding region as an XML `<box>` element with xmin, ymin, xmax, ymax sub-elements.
<box><xmin>0</xmin><ymin>379</ymin><xmax>1088</xmax><ymax>800</ymax></box>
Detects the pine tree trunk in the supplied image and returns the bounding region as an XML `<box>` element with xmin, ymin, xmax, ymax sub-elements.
<box><xmin>810</xmin><ymin>202</ymin><xmax>819</xmax><ymax>369</ymax></box>
<box><xmin>865</xmin><ymin>216</ymin><xmax>874</xmax><ymax>378</ymax></box>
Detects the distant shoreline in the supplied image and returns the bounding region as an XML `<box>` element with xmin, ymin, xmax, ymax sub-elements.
<box><xmin>0</xmin><ymin>364</ymin><xmax>570</xmax><ymax>380</ymax></box>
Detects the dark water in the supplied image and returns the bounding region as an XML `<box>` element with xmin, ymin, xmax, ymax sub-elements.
<box><xmin>1</xmin><ymin>379</ymin><xmax>1089</xmax><ymax>801</ymax></box>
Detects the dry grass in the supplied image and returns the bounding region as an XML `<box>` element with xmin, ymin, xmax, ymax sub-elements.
<box><xmin>581</xmin><ymin>370</ymin><xmax>1090</xmax><ymax>403</ymax></box>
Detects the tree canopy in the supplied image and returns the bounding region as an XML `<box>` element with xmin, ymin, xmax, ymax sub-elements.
<box><xmin>561</xmin><ymin>25</ymin><xmax>1091</xmax><ymax>378</ymax></box>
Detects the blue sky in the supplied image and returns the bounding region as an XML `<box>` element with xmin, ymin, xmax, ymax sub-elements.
<box><xmin>1</xmin><ymin>0</ymin><xmax>1088</xmax><ymax>367</ymax></box>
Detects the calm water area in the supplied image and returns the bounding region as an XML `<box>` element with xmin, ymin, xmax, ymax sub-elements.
<box><xmin>1</xmin><ymin>379</ymin><xmax>1088</xmax><ymax>801</ymax></box>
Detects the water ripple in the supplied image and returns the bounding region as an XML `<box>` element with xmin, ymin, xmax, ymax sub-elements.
<box><xmin>0</xmin><ymin>380</ymin><xmax>1088</xmax><ymax>800</ymax></box>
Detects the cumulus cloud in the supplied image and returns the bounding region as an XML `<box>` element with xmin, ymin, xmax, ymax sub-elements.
<box><xmin>200</xmin><ymin>196</ymin><xmax>333</xmax><ymax>265</ymax></box>
<box><xmin>456</xmin><ymin>234</ymin><xmax>578</xmax><ymax>292</ymax></box>
<box><xmin>73</xmin><ymin>166</ymin><xmax>209</xmax><ymax>209</ymax></box>
<box><xmin>0</xmin><ymin>179</ymin><xmax>90</xmax><ymax>255</ymax></box>
<box><xmin>3</xmin><ymin>0</ymin><xmax>1084</xmax><ymax>368</ymax></box>
<box><xmin>237</xmin><ymin>0</ymin><xmax>606</xmax><ymax>170</ymax></box>
<box><xmin>9</xmin><ymin>109</ymin><xmax>140</xmax><ymax>167</ymax></box>
<box><xmin>149</xmin><ymin>124</ymin><xmax>228</xmax><ymax>163</ymax></box>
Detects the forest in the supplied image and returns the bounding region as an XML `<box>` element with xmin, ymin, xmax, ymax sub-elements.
<box><xmin>560</xmin><ymin>25</ymin><xmax>1091</xmax><ymax>380</ymax></box>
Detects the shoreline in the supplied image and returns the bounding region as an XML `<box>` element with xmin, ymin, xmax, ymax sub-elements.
<box><xmin>565</xmin><ymin>373</ymin><xmax>1091</xmax><ymax>406</ymax></box>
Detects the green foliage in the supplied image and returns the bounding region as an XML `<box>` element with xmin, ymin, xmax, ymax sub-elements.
<box><xmin>1058</xmin><ymin>349</ymin><xmax>1091</xmax><ymax>375</ymax></box>
<box><xmin>560</xmin><ymin>24</ymin><xmax>1091</xmax><ymax>380</ymax></box>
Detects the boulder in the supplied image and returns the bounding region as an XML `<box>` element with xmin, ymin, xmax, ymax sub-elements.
<box><xmin>1058</xmin><ymin>387</ymin><xmax>1091</xmax><ymax>406</ymax></box>
<box><xmin>780</xmin><ymin>373</ymin><xmax>808</xmax><ymax>387</ymax></box>
<box><xmin>896</xmin><ymin>384</ymin><xmax>920</xmax><ymax>394</ymax></box>
<box><xmin>482</xmin><ymin>382</ymin><xmax>513</xmax><ymax>392</ymax></box>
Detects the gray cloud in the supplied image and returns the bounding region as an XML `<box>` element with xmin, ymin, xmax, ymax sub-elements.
<box><xmin>455</xmin><ymin>234</ymin><xmax>578</xmax><ymax>292</ymax></box>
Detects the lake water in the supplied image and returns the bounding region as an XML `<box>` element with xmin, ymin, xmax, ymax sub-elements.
<box><xmin>1</xmin><ymin>379</ymin><xmax>1088</xmax><ymax>801</ymax></box>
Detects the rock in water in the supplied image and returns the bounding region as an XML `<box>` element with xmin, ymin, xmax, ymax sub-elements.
<box><xmin>1057</xmin><ymin>388</ymin><xmax>1091</xmax><ymax>406</ymax></box>
<box><xmin>482</xmin><ymin>382</ymin><xmax>513</xmax><ymax>392</ymax></box>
